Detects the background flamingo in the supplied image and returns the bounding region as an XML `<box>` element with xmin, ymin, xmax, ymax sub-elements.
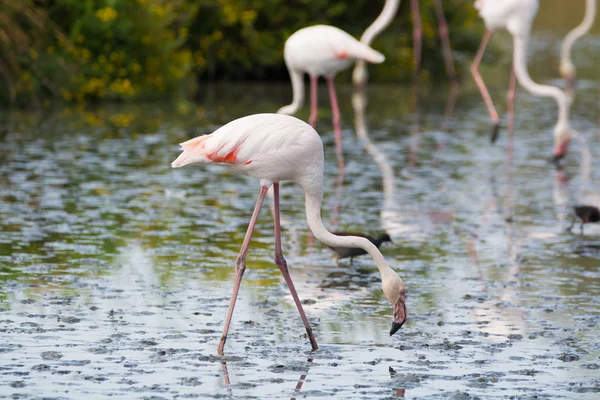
<box><xmin>171</xmin><ymin>113</ymin><xmax>407</xmax><ymax>354</ymax></box>
<box><xmin>276</xmin><ymin>25</ymin><xmax>385</xmax><ymax>170</ymax></box>
<box><xmin>560</xmin><ymin>0</ymin><xmax>597</xmax><ymax>93</ymax></box>
<box><xmin>472</xmin><ymin>0</ymin><xmax>573</xmax><ymax>161</ymax></box>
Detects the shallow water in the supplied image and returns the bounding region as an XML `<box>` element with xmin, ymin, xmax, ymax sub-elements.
<box><xmin>2</xmin><ymin>31</ymin><xmax>600</xmax><ymax>399</ymax></box>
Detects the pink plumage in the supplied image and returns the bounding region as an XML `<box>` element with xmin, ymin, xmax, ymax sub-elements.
<box><xmin>171</xmin><ymin>113</ymin><xmax>407</xmax><ymax>354</ymax></box>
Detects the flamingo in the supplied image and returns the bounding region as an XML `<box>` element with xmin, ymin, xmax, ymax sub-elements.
<box><xmin>276</xmin><ymin>25</ymin><xmax>385</xmax><ymax>169</ymax></box>
<box><xmin>471</xmin><ymin>0</ymin><xmax>573</xmax><ymax>161</ymax></box>
<box><xmin>171</xmin><ymin>113</ymin><xmax>407</xmax><ymax>354</ymax></box>
<box><xmin>352</xmin><ymin>0</ymin><xmax>457</xmax><ymax>87</ymax></box>
<box><xmin>560</xmin><ymin>0</ymin><xmax>597</xmax><ymax>92</ymax></box>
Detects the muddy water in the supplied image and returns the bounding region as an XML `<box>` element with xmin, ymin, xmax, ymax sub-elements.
<box><xmin>2</xmin><ymin>32</ymin><xmax>600</xmax><ymax>399</ymax></box>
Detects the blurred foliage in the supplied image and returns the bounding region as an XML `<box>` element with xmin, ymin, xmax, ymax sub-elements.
<box><xmin>191</xmin><ymin>0</ymin><xmax>484</xmax><ymax>82</ymax></box>
<box><xmin>0</xmin><ymin>0</ymin><xmax>484</xmax><ymax>107</ymax></box>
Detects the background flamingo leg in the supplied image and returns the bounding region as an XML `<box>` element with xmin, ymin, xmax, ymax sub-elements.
<box><xmin>326</xmin><ymin>77</ymin><xmax>345</xmax><ymax>173</ymax></box>
<box><xmin>410</xmin><ymin>0</ymin><xmax>423</xmax><ymax>79</ymax></box>
<box><xmin>218</xmin><ymin>185</ymin><xmax>270</xmax><ymax>355</ymax></box>
<box><xmin>309</xmin><ymin>75</ymin><xmax>318</xmax><ymax>128</ymax></box>
<box><xmin>272</xmin><ymin>183</ymin><xmax>319</xmax><ymax>350</ymax></box>
<box><xmin>471</xmin><ymin>30</ymin><xmax>501</xmax><ymax>140</ymax></box>
<box><xmin>433</xmin><ymin>0</ymin><xmax>457</xmax><ymax>82</ymax></box>
<box><xmin>506</xmin><ymin>65</ymin><xmax>517</xmax><ymax>156</ymax></box>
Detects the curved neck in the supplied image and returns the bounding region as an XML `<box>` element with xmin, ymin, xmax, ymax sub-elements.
<box><xmin>560</xmin><ymin>0</ymin><xmax>597</xmax><ymax>71</ymax></box>
<box><xmin>277</xmin><ymin>68</ymin><xmax>304</xmax><ymax>115</ymax></box>
<box><xmin>512</xmin><ymin>35</ymin><xmax>570</xmax><ymax>129</ymax></box>
<box><xmin>303</xmin><ymin>189</ymin><xmax>393</xmax><ymax>279</ymax></box>
<box><xmin>353</xmin><ymin>0</ymin><xmax>400</xmax><ymax>86</ymax></box>
<box><xmin>360</xmin><ymin>0</ymin><xmax>400</xmax><ymax>45</ymax></box>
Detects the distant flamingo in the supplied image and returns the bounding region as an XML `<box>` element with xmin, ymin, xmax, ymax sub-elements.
<box><xmin>352</xmin><ymin>0</ymin><xmax>457</xmax><ymax>86</ymax></box>
<box><xmin>472</xmin><ymin>0</ymin><xmax>573</xmax><ymax>161</ymax></box>
<box><xmin>560</xmin><ymin>0</ymin><xmax>597</xmax><ymax>92</ymax></box>
<box><xmin>171</xmin><ymin>113</ymin><xmax>407</xmax><ymax>354</ymax></box>
<box><xmin>277</xmin><ymin>25</ymin><xmax>385</xmax><ymax>170</ymax></box>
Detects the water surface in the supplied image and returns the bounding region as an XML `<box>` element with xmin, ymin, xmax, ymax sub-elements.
<box><xmin>1</xmin><ymin>29</ymin><xmax>600</xmax><ymax>399</ymax></box>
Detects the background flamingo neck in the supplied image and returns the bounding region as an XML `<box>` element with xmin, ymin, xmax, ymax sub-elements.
<box><xmin>360</xmin><ymin>0</ymin><xmax>400</xmax><ymax>45</ymax></box>
<box><xmin>512</xmin><ymin>35</ymin><xmax>570</xmax><ymax>130</ymax></box>
<box><xmin>353</xmin><ymin>0</ymin><xmax>399</xmax><ymax>85</ymax></box>
<box><xmin>560</xmin><ymin>0</ymin><xmax>597</xmax><ymax>75</ymax></box>
<box><xmin>277</xmin><ymin>68</ymin><xmax>304</xmax><ymax>115</ymax></box>
<box><xmin>303</xmin><ymin>190</ymin><xmax>391</xmax><ymax>275</ymax></box>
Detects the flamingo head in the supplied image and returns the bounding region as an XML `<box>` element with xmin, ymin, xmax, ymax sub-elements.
<box><xmin>559</xmin><ymin>61</ymin><xmax>575</xmax><ymax>82</ymax></box>
<box><xmin>383</xmin><ymin>273</ymin><xmax>407</xmax><ymax>335</ymax></box>
<box><xmin>551</xmin><ymin>123</ymin><xmax>571</xmax><ymax>164</ymax></box>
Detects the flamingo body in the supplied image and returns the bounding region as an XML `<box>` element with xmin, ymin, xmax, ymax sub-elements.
<box><xmin>172</xmin><ymin>114</ymin><xmax>407</xmax><ymax>352</ymax></box>
<box><xmin>277</xmin><ymin>25</ymin><xmax>385</xmax><ymax>171</ymax></box>
<box><xmin>172</xmin><ymin>114</ymin><xmax>322</xmax><ymax>190</ymax></box>
<box><xmin>283</xmin><ymin>25</ymin><xmax>384</xmax><ymax>79</ymax></box>
<box><xmin>475</xmin><ymin>0</ymin><xmax>538</xmax><ymax>37</ymax></box>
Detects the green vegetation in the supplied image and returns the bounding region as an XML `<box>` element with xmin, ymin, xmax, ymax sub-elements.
<box><xmin>0</xmin><ymin>0</ymin><xmax>483</xmax><ymax>107</ymax></box>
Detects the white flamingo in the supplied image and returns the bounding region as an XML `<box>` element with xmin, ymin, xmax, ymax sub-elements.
<box><xmin>171</xmin><ymin>113</ymin><xmax>407</xmax><ymax>354</ymax></box>
<box><xmin>277</xmin><ymin>25</ymin><xmax>385</xmax><ymax>170</ymax></box>
<box><xmin>471</xmin><ymin>0</ymin><xmax>574</xmax><ymax>161</ymax></box>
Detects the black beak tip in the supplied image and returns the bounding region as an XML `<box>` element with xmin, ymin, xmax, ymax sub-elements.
<box><xmin>549</xmin><ymin>153</ymin><xmax>565</xmax><ymax>165</ymax></box>
<box><xmin>390</xmin><ymin>321</ymin><xmax>404</xmax><ymax>336</ymax></box>
<box><xmin>490</xmin><ymin>123</ymin><xmax>501</xmax><ymax>144</ymax></box>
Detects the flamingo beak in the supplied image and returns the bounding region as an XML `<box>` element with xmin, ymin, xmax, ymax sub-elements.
<box><xmin>390</xmin><ymin>299</ymin><xmax>406</xmax><ymax>336</ymax></box>
<box><xmin>550</xmin><ymin>139</ymin><xmax>570</xmax><ymax>164</ymax></box>
<box><xmin>550</xmin><ymin>153</ymin><xmax>565</xmax><ymax>165</ymax></box>
<box><xmin>490</xmin><ymin>123</ymin><xmax>501</xmax><ymax>144</ymax></box>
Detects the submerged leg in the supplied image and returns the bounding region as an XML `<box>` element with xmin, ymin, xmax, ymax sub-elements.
<box><xmin>273</xmin><ymin>183</ymin><xmax>318</xmax><ymax>350</ymax></box>
<box><xmin>326</xmin><ymin>76</ymin><xmax>345</xmax><ymax>173</ymax></box>
<box><xmin>506</xmin><ymin>65</ymin><xmax>517</xmax><ymax>154</ymax></box>
<box><xmin>433</xmin><ymin>0</ymin><xmax>456</xmax><ymax>82</ymax></box>
<box><xmin>410</xmin><ymin>0</ymin><xmax>423</xmax><ymax>79</ymax></box>
<box><xmin>309</xmin><ymin>75</ymin><xmax>318</xmax><ymax>128</ymax></box>
<box><xmin>218</xmin><ymin>185</ymin><xmax>270</xmax><ymax>355</ymax></box>
<box><xmin>471</xmin><ymin>30</ymin><xmax>501</xmax><ymax>140</ymax></box>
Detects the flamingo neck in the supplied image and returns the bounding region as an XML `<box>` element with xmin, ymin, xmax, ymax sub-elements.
<box><xmin>303</xmin><ymin>189</ymin><xmax>395</xmax><ymax>280</ymax></box>
<box><xmin>360</xmin><ymin>0</ymin><xmax>400</xmax><ymax>46</ymax></box>
<box><xmin>560</xmin><ymin>0</ymin><xmax>597</xmax><ymax>77</ymax></box>
<box><xmin>512</xmin><ymin>34</ymin><xmax>571</xmax><ymax>132</ymax></box>
<box><xmin>277</xmin><ymin>68</ymin><xmax>304</xmax><ymax>115</ymax></box>
<box><xmin>353</xmin><ymin>0</ymin><xmax>400</xmax><ymax>85</ymax></box>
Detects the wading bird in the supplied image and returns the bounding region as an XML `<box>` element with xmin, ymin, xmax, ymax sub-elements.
<box><xmin>171</xmin><ymin>113</ymin><xmax>407</xmax><ymax>354</ymax></box>
<box><xmin>328</xmin><ymin>232</ymin><xmax>392</xmax><ymax>264</ymax></box>
<box><xmin>471</xmin><ymin>0</ymin><xmax>573</xmax><ymax>161</ymax></box>
<box><xmin>560</xmin><ymin>0</ymin><xmax>597</xmax><ymax>92</ymax></box>
<box><xmin>277</xmin><ymin>25</ymin><xmax>385</xmax><ymax>170</ymax></box>
<box><xmin>352</xmin><ymin>0</ymin><xmax>457</xmax><ymax>87</ymax></box>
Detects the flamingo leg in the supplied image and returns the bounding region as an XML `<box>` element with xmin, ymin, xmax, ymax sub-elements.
<box><xmin>273</xmin><ymin>183</ymin><xmax>318</xmax><ymax>350</ymax></box>
<box><xmin>471</xmin><ymin>30</ymin><xmax>501</xmax><ymax>141</ymax></box>
<box><xmin>309</xmin><ymin>75</ymin><xmax>318</xmax><ymax>128</ymax></box>
<box><xmin>326</xmin><ymin>76</ymin><xmax>345</xmax><ymax>173</ymax></box>
<box><xmin>410</xmin><ymin>0</ymin><xmax>422</xmax><ymax>79</ymax></box>
<box><xmin>433</xmin><ymin>0</ymin><xmax>456</xmax><ymax>82</ymax></box>
<box><xmin>218</xmin><ymin>185</ymin><xmax>269</xmax><ymax>355</ymax></box>
<box><xmin>506</xmin><ymin>65</ymin><xmax>517</xmax><ymax>156</ymax></box>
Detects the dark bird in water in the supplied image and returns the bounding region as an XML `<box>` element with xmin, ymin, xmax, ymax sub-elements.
<box><xmin>568</xmin><ymin>205</ymin><xmax>600</xmax><ymax>234</ymax></box>
<box><xmin>328</xmin><ymin>232</ymin><xmax>392</xmax><ymax>264</ymax></box>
